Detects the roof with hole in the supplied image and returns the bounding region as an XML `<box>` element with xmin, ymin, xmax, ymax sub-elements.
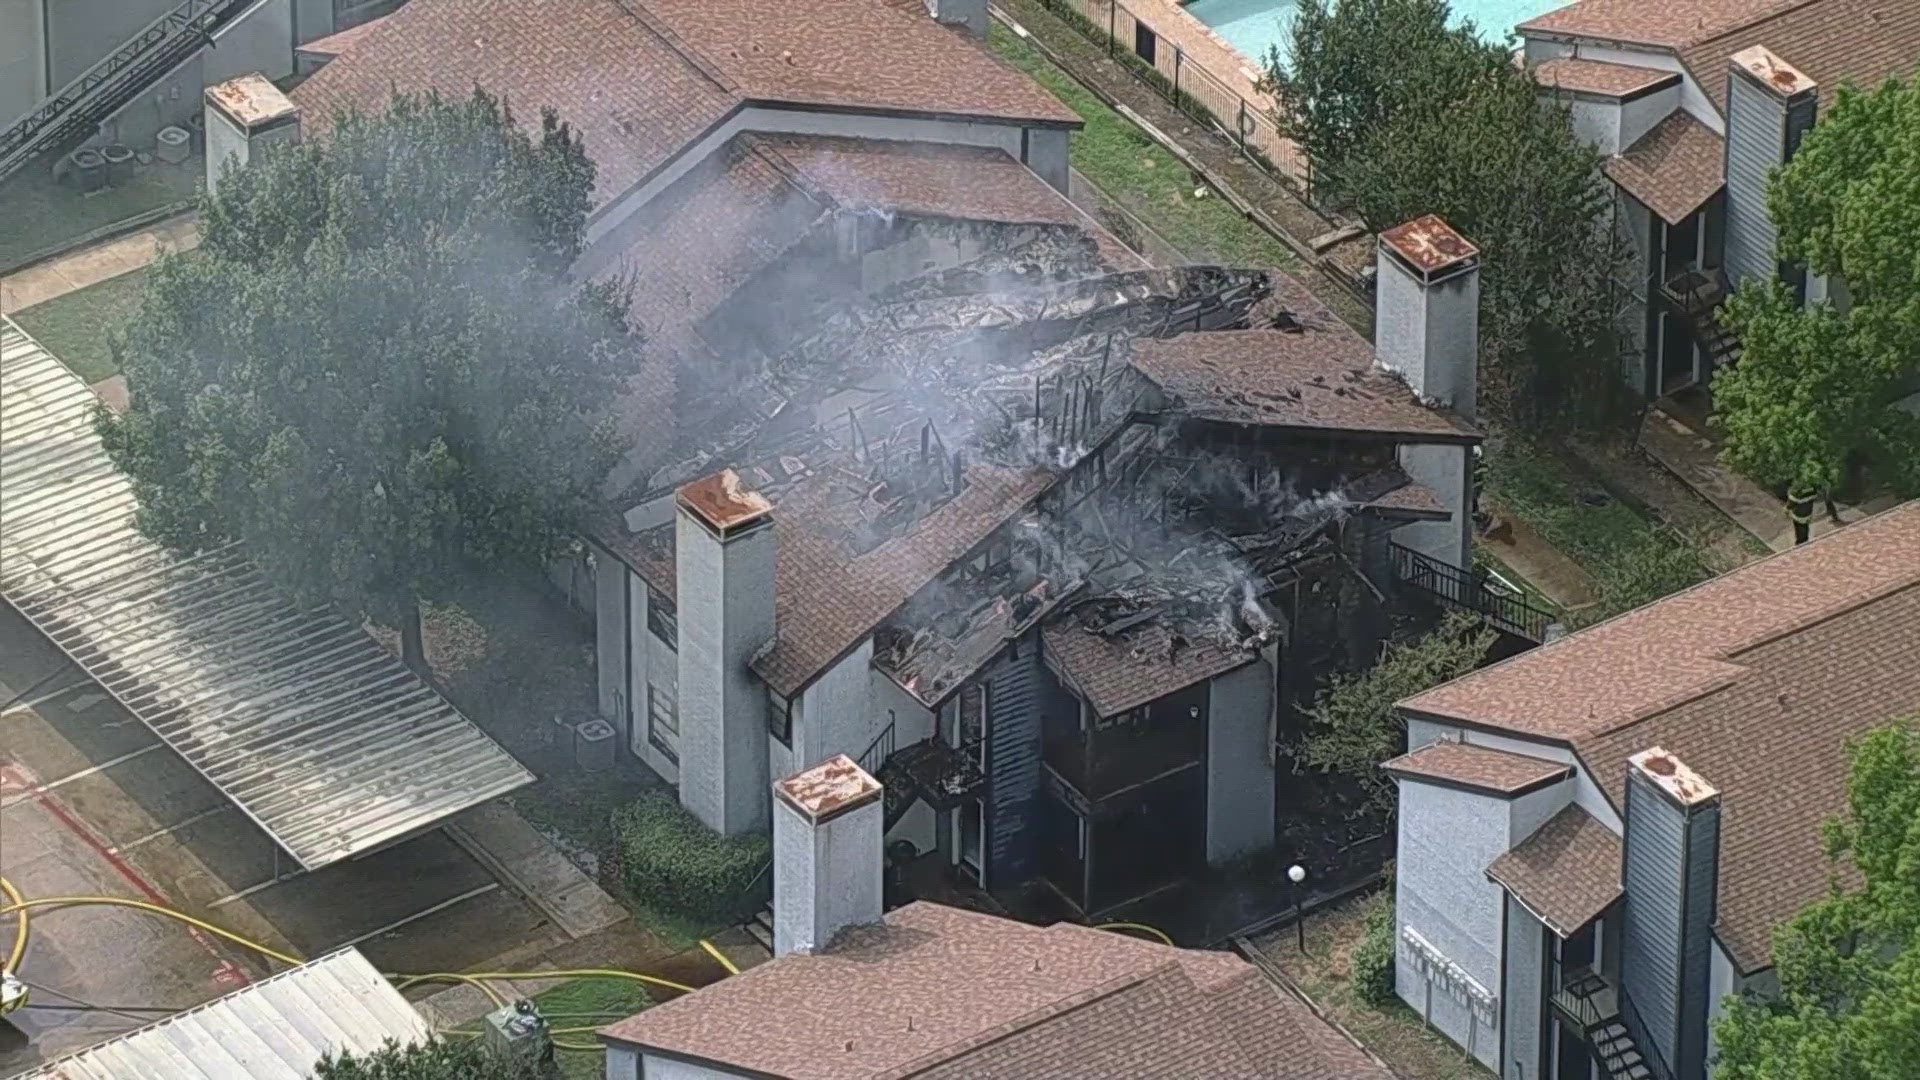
<box><xmin>0</xmin><ymin>319</ymin><xmax>534</xmax><ymax>870</ymax></box>
<box><xmin>21</xmin><ymin>948</ymin><xmax>431</xmax><ymax>1079</ymax></box>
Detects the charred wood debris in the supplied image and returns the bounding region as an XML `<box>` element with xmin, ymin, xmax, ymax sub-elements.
<box><xmin>631</xmin><ymin>235</ymin><xmax>1403</xmax><ymax>708</ymax></box>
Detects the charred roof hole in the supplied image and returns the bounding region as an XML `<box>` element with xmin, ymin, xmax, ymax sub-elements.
<box><xmin>1269</xmin><ymin>310</ymin><xmax>1304</xmax><ymax>333</ymax></box>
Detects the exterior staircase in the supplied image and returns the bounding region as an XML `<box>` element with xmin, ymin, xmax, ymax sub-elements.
<box><xmin>1662</xmin><ymin>268</ymin><xmax>1741</xmax><ymax>372</ymax></box>
<box><xmin>1585</xmin><ymin>1014</ymin><xmax>1654</xmax><ymax>1080</ymax></box>
<box><xmin>1553</xmin><ymin>968</ymin><xmax>1667</xmax><ymax>1080</ymax></box>
<box><xmin>0</xmin><ymin>0</ymin><xmax>265</xmax><ymax>183</ymax></box>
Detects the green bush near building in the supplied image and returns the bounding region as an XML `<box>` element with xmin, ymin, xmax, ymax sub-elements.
<box><xmin>613</xmin><ymin>792</ymin><xmax>770</xmax><ymax>923</ymax></box>
<box><xmin>1351</xmin><ymin>888</ymin><xmax>1398</xmax><ymax>1008</ymax></box>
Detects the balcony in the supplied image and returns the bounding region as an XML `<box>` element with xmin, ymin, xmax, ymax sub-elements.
<box><xmin>1045</xmin><ymin>713</ymin><xmax>1205</xmax><ymax>803</ymax></box>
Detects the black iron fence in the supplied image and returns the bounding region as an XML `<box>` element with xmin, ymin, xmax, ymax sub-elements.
<box><xmin>1390</xmin><ymin>542</ymin><xmax>1556</xmax><ymax>642</ymax></box>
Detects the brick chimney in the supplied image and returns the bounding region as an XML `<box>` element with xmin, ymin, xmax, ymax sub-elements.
<box><xmin>1376</xmin><ymin>215</ymin><xmax>1480</xmax><ymax>423</ymax></box>
<box><xmin>675</xmin><ymin>469</ymin><xmax>776</xmax><ymax>837</ymax></box>
<box><xmin>772</xmin><ymin>754</ymin><xmax>884</xmax><ymax>957</ymax></box>
<box><xmin>1723</xmin><ymin>47</ymin><xmax>1817</xmax><ymax>292</ymax></box>
<box><xmin>1620</xmin><ymin>747</ymin><xmax>1721</xmax><ymax>1080</ymax></box>
<box><xmin>203</xmin><ymin>73</ymin><xmax>300</xmax><ymax>194</ymax></box>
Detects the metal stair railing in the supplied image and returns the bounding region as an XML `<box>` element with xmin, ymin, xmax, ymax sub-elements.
<box><xmin>1617</xmin><ymin>988</ymin><xmax>1677</xmax><ymax>1080</ymax></box>
<box><xmin>1389</xmin><ymin>541</ymin><xmax>1556</xmax><ymax>642</ymax></box>
<box><xmin>0</xmin><ymin>0</ymin><xmax>261</xmax><ymax>183</ymax></box>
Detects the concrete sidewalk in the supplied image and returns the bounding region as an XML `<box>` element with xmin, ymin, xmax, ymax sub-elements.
<box><xmin>0</xmin><ymin>213</ymin><xmax>198</xmax><ymax>314</ymax></box>
<box><xmin>1638</xmin><ymin>406</ymin><xmax>1900</xmax><ymax>553</ymax></box>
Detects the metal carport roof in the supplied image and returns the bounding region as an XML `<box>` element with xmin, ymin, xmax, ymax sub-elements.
<box><xmin>0</xmin><ymin>318</ymin><xmax>534</xmax><ymax>870</ymax></box>
<box><xmin>21</xmin><ymin>948</ymin><xmax>432</xmax><ymax>1079</ymax></box>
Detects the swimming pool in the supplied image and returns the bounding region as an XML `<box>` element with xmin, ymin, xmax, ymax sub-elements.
<box><xmin>1184</xmin><ymin>0</ymin><xmax>1566</xmax><ymax>68</ymax></box>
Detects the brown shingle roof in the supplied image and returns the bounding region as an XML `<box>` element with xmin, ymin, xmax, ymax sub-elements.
<box><xmin>1604</xmin><ymin>111</ymin><xmax>1727</xmax><ymax>225</ymax></box>
<box><xmin>1486</xmin><ymin>805</ymin><xmax>1624</xmax><ymax>936</ymax></box>
<box><xmin>1678</xmin><ymin>0</ymin><xmax>1920</xmax><ymax>115</ymax></box>
<box><xmin>294</xmin><ymin>14</ymin><xmax>389</xmax><ymax>59</ymax></box>
<box><xmin>1579</xmin><ymin>580</ymin><xmax>1920</xmax><ymax>970</ymax></box>
<box><xmin>599</xmin><ymin>902</ymin><xmax>1391</xmax><ymax>1080</ymax></box>
<box><xmin>1534</xmin><ymin>57</ymin><xmax>1680</xmax><ymax>97</ymax></box>
<box><xmin>291</xmin><ymin>0</ymin><xmax>738</xmax><ymax>204</ymax></box>
<box><xmin>759</xmin><ymin>135</ymin><xmax>1147</xmax><ymax>269</ymax></box>
<box><xmin>1130</xmin><ymin>330</ymin><xmax>1479</xmax><ymax>441</ymax></box>
<box><xmin>1519</xmin><ymin>0</ymin><xmax>1804</xmax><ymax>49</ymax></box>
<box><xmin>1382</xmin><ymin>740</ymin><xmax>1572</xmax><ymax>797</ymax></box>
<box><xmin>1042</xmin><ymin>620</ymin><xmax>1255</xmax><ymax>719</ymax></box>
<box><xmin>1520</xmin><ymin>0</ymin><xmax>1920</xmax><ymax>117</ymax></box>
<box><xmin>640</xmin><ymin>0</ymin><xmax>1078</xmax><ymax>126</ymax></box>
<box><xmin>1401</xmin><ymin>501</ymin><xmax>1920</xmax><ymax>743</ymax></box>
<box><xmin>292</xmin><ymin>0</ymin><xmax>1078</xmax><ymax>208</ymax></box>
<box><xmin>1404</xmin><ymin>500</ymin><xmax>1920</xmax><ymax>969</ymax></box>
<box><xmin>752</xmin><ymin>464</ymin><xmax>1056</xmax><ymax>696</ymax></box>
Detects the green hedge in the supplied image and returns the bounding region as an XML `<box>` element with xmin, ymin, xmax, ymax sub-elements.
<box><xmin>1352</xmin><ymin>888</ymin><xmax>1397</xmax><ymax>1008</ymax></box>
<box><xmin>613</xmin><ymin>791</ymin><xmax>770</xmax><ymax>921</ymax></box>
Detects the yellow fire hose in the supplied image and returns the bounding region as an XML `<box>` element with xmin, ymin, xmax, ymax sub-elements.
<box><xmin>0</xmin><ymin>878</ymin><xmax>705</xmax><ymax>1050</ymax></box>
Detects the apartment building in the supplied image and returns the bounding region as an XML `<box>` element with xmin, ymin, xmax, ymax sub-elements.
<box><xmin>1522</xmin><ymin>0</ymin><xmax>1920</xmax><ymax>400</ymax></box>
<box><xmin>1383</xmin><ymin>500</ymin><xmax>1920</xmax><ymax>1079</ymax></box>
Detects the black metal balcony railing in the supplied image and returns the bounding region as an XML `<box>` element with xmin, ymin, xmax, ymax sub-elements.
<box><xmin>1389</xmin><ymin>543</ymin><xmax>1555</xmax><ymax>642</ymax></box>
<box><xmin>0</xmin><ymin>0</ymin><xmax>260</xmax><ymax>182</ymax></box>
<box><xmin>1550</xmin><ymin>966</ymin><xmax>1610</xmax><ymax>1031</ymax></box>
<box><xmin>1044</xmin><ymin>717</ymin><xmax>1205</xmax><ymax>802</ymax></box>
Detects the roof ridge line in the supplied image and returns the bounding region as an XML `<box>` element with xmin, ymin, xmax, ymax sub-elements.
<box><xmin>1683</xmin><ymin>0</ymin><xmax>1827</xmax><ymax>49</ymax></box>
<box><xmin>872</xmin><ymin>960</ymin><xmax>1170</xmax><ymax>1078</ymax></box>
<box><xmin>607</xmin><ymin>0</ymin><xmax>739</xmax><ymax>95</ymax></box>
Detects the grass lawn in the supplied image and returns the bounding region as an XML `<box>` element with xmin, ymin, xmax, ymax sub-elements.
<box><xmin>11</xmin><ymin>267</ymin><xmax>151</xmax><ymax>384</ymax></box>
<box><xmin>1485</xmin><ymin>443</ymin><xmax>1711</xmax><ymax>623</ymax></box>
<box><xmin>0</xmin><ymin>155</ymin><xmax>199</xmax><ymax>270</ymax></box>
<box><xmin>991</xmin><ymin>24</ymin><xmax>1296</xmax><ymax>269</ymax></box>
<box><xmin>1266</xmin><ymin>890</ymin><xmax>1495</xmax><ymax>1080</ymax></box>
<box><xmin>532</xmin><ymin>976</ymin><xmax>654</xmax><ymax>1079</ymax></box>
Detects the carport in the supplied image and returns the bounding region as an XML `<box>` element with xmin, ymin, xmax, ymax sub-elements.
<box><xmin>0</xmin><ymin>319</ymin><xmax>534</xmax><ymax>872</ymax></box>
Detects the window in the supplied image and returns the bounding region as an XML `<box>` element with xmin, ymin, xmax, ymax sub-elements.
<box><xmin>648</xmin><ymin>683</ymin><xmax>678</xmax><ymax>765</ymax></box>
<box><xmin>768</xmin><ymin>691</ymin><xmax>792</xmax><ymax>747</ymax></box>
<box><xmin>646</xmin><ymin>584</ymin><xmax>677</xmax><ymax>649</ymax></box>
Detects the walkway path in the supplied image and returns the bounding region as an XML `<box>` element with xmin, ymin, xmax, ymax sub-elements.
<box><xmin>0</xmin><ymin>212</ymin><xmax>197</xmax><ymax>314</ymax></box>
<box><xmin>1638</xmin><ymin>405</ymin><xmax>1900</xmax><ymax>553</ymax></box>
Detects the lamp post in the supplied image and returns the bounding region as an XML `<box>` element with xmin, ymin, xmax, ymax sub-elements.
<box><xmin>1287</xmin><ymin>864</ymin><xmax>1307</xmax><ymax>954</ymax></box>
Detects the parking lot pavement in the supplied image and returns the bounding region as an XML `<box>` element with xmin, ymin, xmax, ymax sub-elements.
<box><xmin>0</xmin><ymin>604</ymin><xmax>564</xmax><ymax>1070</ymax></box>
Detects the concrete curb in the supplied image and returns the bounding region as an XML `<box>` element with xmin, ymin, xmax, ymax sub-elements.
<box><xmin>0</xmin><ymin>201</ymin><xmax>196</xmax><ymax>279</ymax></box>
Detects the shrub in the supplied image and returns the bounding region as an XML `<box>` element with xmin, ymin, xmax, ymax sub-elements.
<box><xmin>613</xmin><ymin>791</ymin><xmax>770</xmax><ymax>921</ymax></box>
<box><xmin>1352</xmin><ymin>888</ymin><xmax>1397</xmax><ymax>1008</ymax></box>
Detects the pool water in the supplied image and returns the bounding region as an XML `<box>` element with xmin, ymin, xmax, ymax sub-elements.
<box><xmin>1184</xmin><ymin>0</ymin><xmax>1566</xmax><ymax>69</ymax></box>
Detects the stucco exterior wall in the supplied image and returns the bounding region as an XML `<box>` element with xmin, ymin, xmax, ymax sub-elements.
<box><xmin>1562</xmin><ymin>94</ymin><xmax>1625</xmax><ymax>155</ymax></box>
<box><xmin>593</xmin><ymin>545</ymin><xmax>627</xmax><ymax>721</ymax></box>
<box><xmin>1395</xmin><ymin>779</ymin><xmax>1512</xmax><ymax>1070</ymax></box>
<box><xmin>615</xmin><ymin>1049</ymin><xmax>750</xmax><ymax>1079</ymax></box>
<box><xmin>872</xmin><ymin>671</ymin><xmax>939</xmax><ymax>854</ymax></box>
<box><xmin>1394</xmin><ymin>442</ymin><xmax>1472</xmax><ymax>571</ymax></box>
<box><xmin>1520</xmin><ymin>36</ymin><xmax>1721</xmax><ymax>133</ymax></box>
<box><xmin>1501</xmin><ymin>895</ymin><xmax>1548</xmax><ymax>1080</ymax></box>
<box><xmin>798</xmin><ymin>638</ymin><xmax>878</xmax><ymax>769</ymax></box>
<box><xmin>1620</xmin><ymin>82</ymin><xmax>1680</xmax><ymax>149</ymax></box>
<box><xmin>1405</xmin><ymin>718</ymin><xmax>1623</xmax><ymax>832</ymax></box>
<box><xmin>1205</xmin><ymin>659</ymin><xmax>1273</xmax><ymax>863</ymax></box>
<box><xmin>627</xmin><ymin>573</ymin><xmax>682</xmax><ymax>783</ymax></box>
<box><xmin>1707</xmin><ymin>935</ymin><xmax>1737</xmax><ymax>1070</ymax></box>
<box><xmin>0</xmin><ymin>0</ymin><xmax>45</xmax><ymax>128</ymax></box>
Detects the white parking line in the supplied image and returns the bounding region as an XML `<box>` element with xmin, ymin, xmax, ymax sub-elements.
<box><xmin>334</xmin><ymin>883</ymin><xmax>501</xmax><ymax>951</ymax></box>
<box><xmin>206</xmin><ymin>871</ymin><xmax>307</xmax><ymax>909</ymax></box>
<box><xmin>0</xmin><ymin>743</ymin><xmax>166</xmax><ymax>810</ymax></box>
<box><xmin>105</xmin><ymin>804</ymin><xmax>238</xmax><ymax>855</ymax></box>
<box><xmin>0</xmin><ymin>680</ymin><xmax>96</xmax><ymax>717</ymax></box>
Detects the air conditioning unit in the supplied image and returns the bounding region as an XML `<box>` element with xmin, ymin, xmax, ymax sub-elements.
<box><xmin>574</xmin><ymin>718</ymin><xmax>617</xmax><ymax>771</ymax></box>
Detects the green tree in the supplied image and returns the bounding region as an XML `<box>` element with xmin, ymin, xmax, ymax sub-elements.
<box><xmin>1271</xmin><ymin>0</ymin><xmax>1634</xmax><ymax>430</ymax></box>
<box><xmin>1713</xmin><ymin>77</ymin><xmax>1920</xmax><ymax>526</ymax></box>
<box><xmin>98</xmin><ymin>91</ymin><xmax>635</xmax><ymax>669</ymax></box>
<box><xmin>1297</xmin><ymin>611</ymin><xmax>1496</xmax><ymax>811</ymax></box>
<box><xmin>312</xmin><ymin>1038</ymin><xmax>544</xmax><ymax>1079</ymax></box>
<box><xmin>1714</xmin><ymin>722</ymin><xmax>1920</xmax><ymax>1079</ymax></box>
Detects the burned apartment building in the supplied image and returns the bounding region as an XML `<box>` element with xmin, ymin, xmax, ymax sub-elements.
<box><xmin>284</xmin><ymin>0</ymin><xmax>1514</xmax><ymax>919</ymax></box>
<box><xmin>582</xmin><ymin>193</ymin><xmax>1495</xmax><ymax>917</ymax></box>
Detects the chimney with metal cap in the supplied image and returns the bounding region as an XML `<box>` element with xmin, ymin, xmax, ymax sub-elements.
<box><xmin>1620</xmin><ymin>746</ymin><xmax>1721</xmax><ymax>1080</ymax></box>
<box><xmin>1376</xmin><ymin>214</ymin><xmax>1480</xmax><ymax>422</ymax></box>
<box><xmin>203</xmin><ymin>73</ymin><xmax>300</xmax><ymax>194</ymax></box>
<box><xmin>675</xmin><ymin>468</ymin><xmax>777</xmax><ymax>837</ymax></box>
<box><xmin>1724</xmin><ymin>46</ymin><xmax>1817</xmax><ymax>292</ymax></box>
<box><xmin>773</xmin><ymin>754</ymin><xmax>884</xmax><ymax>957</ymax></box>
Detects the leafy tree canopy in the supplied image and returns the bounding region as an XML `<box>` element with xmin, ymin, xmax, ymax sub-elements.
<box><xmin>1714</xmin><ymin>722</ymin><xmax>1920</xmax><ymax>1079</ymax></box>
<box><xmin>312</xmin><ymin>1037</ymin><xmax>544</xmax><ymax>1079</ymax></box>
<box><xmin>99</xmin><ymin>91</ymin><xmax>636</xmax><ymax>664</ymax></box>
<box><xmin>1270</xmin><ymin>0</ymin><xmax>1634</xmax><ymax>431</ymax></box>
<box><xmin>1297</xmin><ymin>611</ymin><xmax>1495</xmax><ymax>811</ymax></box>
<box><xmin>1715</xmin><ymin>77</ymin><xmax>1920</xmax><ymax>506</ymax></box>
